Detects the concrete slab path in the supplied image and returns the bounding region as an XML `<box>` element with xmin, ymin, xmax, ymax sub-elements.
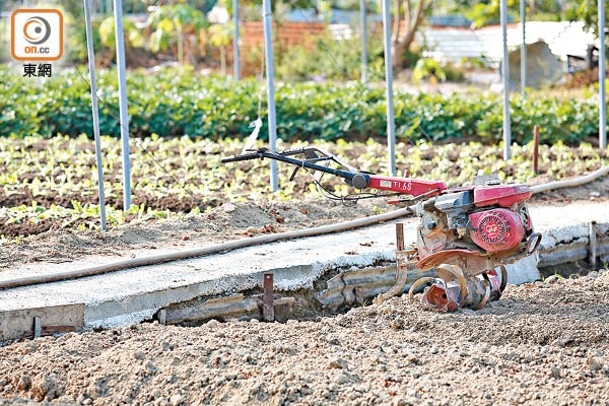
<box><xmin>0</xmin><ymin>201</ymin><xmax>607</xmax><ymax>328</ymax></box>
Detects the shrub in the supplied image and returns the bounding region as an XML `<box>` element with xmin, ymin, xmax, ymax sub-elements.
<box><xmin>277</xmin><ymin>32</ymin><xmax>385</xmax><ymax>82</ymax></box>
<box><xmin>412</xmin><ymin>58</ymin><xmax>465</xmax><ymax>84</ymax></box>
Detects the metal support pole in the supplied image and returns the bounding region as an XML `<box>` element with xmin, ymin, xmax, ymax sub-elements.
<box><xmin>500</xmin><ymin>0</ymin><xmax>512</xmax><ymax>160</ymax></box>
<box><xmin>396</xmin><ymin>223</ymin><xmax>404</xmax><ymax>252</ymax></box>
<box><xmin>599</xmin><ymin>0</ymin><xmax>607</xmax><ymax>149</ymax></box>
<box><xmin>112</xmin><ymin>0</ymin><xmax>132</xmax><ymax>209</ymax></box>
<box><xmin>262</xmin><ymin>0</ymin><xmax>278</xmax><ymax>191</ymax></box>
<box><xmin>520</xmin><ymin>0</ymin><xmax>526</xmax><ymax>98</ymax></box>
<box><xmin>360</xmin><ymin>0</ymin><xmax>368</xmax><ymax>85</ymax></box>
<box><xmin>381</xmin><ymin>0</ymin><xmax>396</xmax><ymax>176</ymax></box>
<box><xmin>84</xmin><ymin>0</ymin><xmax>108</xmax><ymax>231</ymax></box>
<box><xmin>233</xmin><ymin>0</ymin><xmax>240</xmax><ymax>80</ymax></box>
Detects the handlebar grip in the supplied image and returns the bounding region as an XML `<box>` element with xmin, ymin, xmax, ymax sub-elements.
<box><xmin>281</xmin><ymin>148</ymin><xmax>306</xmax><ymax>156</ymax></box>
<box><xmin>221</xmin><ymin>152</ymin><xmax>261</xmax><ymax>163</ymax></box>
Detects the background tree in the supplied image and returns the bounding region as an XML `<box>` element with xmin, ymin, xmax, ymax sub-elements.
<box><xmin>208</xmin><ymin>22</ymin><xmax>233</xmax><ymax>74</ymax></box>
<box><xmin>566</xmin><ymin>0</ymin><xmax>609</xmax><ymax>36</ymax></box>
<box><xmin>148</xmin><ymin>4</ymin><xmax>208</xmax><ymax>65</ymax></box>
<box><xmin>392</xmin><ymin>0</ymin><xmax>433</xmax><ymax>70</ymax></box>
<box><xmin>98</xmin><ymin>17</ymin><xmax>145</xmax><ymax>51</ymax></box>
<box><xmin>466</xmin><ymin>0</ymin><xmax>569</xmax><ymax>27</ymax></box>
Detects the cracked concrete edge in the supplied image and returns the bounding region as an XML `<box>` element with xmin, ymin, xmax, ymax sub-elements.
<box><xmin>86</xmin><ymin>250</ymin><xmax>396</xmax><ymax>328</ymax></box>
<box><xmin>538</xmin><ymin>222</ymin><xmax>609</xmax><ymax>267</ymax></box>
<box><xmin>539</xmin><ymin>222</ymin><xmax>609</xmax><ymax>249</ymax></box>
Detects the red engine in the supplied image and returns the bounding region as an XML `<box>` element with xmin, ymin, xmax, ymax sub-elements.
<box><xmin>415</xmin><ymin>184</ymin><xmax>536</xmax><ymax>273</ymax></box>
<box><xmin>469</xmin><ymin>208</ymin><xmax>525</xmax><ymax>253</ymax></box>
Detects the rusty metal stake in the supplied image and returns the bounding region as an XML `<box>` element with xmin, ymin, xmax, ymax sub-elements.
<box><xmin>33</xmin><ymin>316</ymin><xmax>42</xmax><ymax>339</ymax></box>
<box><xmin>395</xmin><ymin>222</ymin><xmax>406</xmax><ymax>281</ymax></box>
<box><xmin>589</xmin><ymin>221</ymin><xmax>598</xmax><ymax>269</ymax></box>
<box><xmin>533</xmin><ymin>125</ymin><xmax>540</xmax><ymax>175</ymax></box>
<box><xmin>396</xmin><ymin>222</ymin><xmax>405</xmax><ymax>252</ymax></box>
<box><xmin>263</xmin><ymin>273</ymin><xmax>274</xmax><ymax>322</ymax></box>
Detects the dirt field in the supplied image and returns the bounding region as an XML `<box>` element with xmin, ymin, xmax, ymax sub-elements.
<box><xmin>0</xmin><ymin>270</ymin><xmax>608</xmax><ymax>405</ymax></box>
<box><xmin>1</xmin><ymin>138</ymin><xmax>608</xmax><ymax>404</ymax></box>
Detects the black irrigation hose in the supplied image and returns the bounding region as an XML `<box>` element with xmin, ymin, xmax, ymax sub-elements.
<box><xmin>530</xmin><ymin>166</ymin><xmax>609</xmax><ymax>194</ymax></box>
<box><xmin>1</xmin><ymin>166</ymin><xmax>608</xmax><ymax>291</ymax></box>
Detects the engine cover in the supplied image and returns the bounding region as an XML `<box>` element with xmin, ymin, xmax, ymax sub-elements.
<box><xmin>469</xmin><ymin>208</ymin><xmax>525</xmax><ymax>253</ymax></box>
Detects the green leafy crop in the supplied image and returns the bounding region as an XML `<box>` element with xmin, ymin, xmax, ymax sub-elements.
<box><xmin>1</xmin><ymin>135</ymin><xmax>607</xmax><ymax>238</ymax></box>
<box><xmin>0</xmin><ymin>65</ymin><xmax>603</xmax><ymax>145</ymax></box>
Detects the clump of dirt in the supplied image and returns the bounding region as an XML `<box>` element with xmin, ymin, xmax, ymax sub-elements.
<box><xmin>1</xmin><ymin>271</ymin><xmax>608</xmax><ymax>405</ymax></box>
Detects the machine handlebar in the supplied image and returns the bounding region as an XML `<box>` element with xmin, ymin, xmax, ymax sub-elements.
<box><xmin>221</xmin><ymin>148</ymin><xmax>446</xmax><ymax>197</ymax></box>
<box><xmin>220</xmin><ymin>151</ymin><xmax>262</xmax><ymax>163</ymax></box>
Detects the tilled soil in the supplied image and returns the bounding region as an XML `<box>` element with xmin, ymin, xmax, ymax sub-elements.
<box><xmin>0</xmin><ymin>199</ymin><xmax>384</xmax><ymax>270</ymax></box>
<box><xmin>1</xmin><ymin>270</ymin><xmax>608</xmax><ymax>405</ymax></box>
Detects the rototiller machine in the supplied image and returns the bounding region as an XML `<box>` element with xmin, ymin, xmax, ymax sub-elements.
<box><xmin>222</xmin><ymin>147</ymin><xmax>542</xmax><ymax>312</ymax></box>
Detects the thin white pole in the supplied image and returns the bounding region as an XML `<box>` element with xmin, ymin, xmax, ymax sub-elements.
<box><xmin>599</xmin><ymin>0</ymin><xmax>607</xmax><ymax>149</ymax></box>
<box><xmin>112</xmin><ymin>0</ymin><xmax>132</xmax><ymax>209</ymax></box>
<box><xmin>233</xmin><ymin>0</ymin><xmax>240</xmax><ymax>80</ymax></box>
<box><xmin>84</xmin><ymin>0</ymin><xmax>107</xmax><ymax>231</ymax></box>
<box><xmin>520</xmin><ymin>0</ymin><xmax>526</xmax><ymax>98</ymax></box>
<box><xmin>500</xmin><ymin>0</ymin><xmax>511</xmax><ymax>160</ymax></box>
<box><xmin>381</xmin><ymin>0</ymin><xmax>396</xmax><ymax>176</ymax></box>
<box><xmin>262</xmin><ymin>0</ymin><xmax>278</xmax><ymax>191</ymax></box>
<box><xmin>360</xmin><ymin>0</ymin><xmax>368</xmax><ymax>85</ymax></box>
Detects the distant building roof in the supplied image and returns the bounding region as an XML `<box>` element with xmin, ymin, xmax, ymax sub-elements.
<box><xmin>421</xmin><ymin>21</ymin><xmax>596</xmax><ymax>66</ymax></box>
<box><xmin>284</xmin><ymin>8</ymin><xmax>382</xmax><ymax>24</ymax></box>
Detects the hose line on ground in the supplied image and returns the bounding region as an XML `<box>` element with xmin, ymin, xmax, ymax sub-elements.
<box><xmin>2</xmin><ymin>166</ymin><xmax>608</xmax><ymax>290</ymax></box>
<box><xmin>530</xmin><ymin>166</ymin><xmax>609</xmax><ymax>194</ymax></box>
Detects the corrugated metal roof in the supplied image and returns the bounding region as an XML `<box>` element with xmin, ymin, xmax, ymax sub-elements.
<box><xmin>421</xmin><ymin>21</ymin><xmax>596</xmax><ymax>66</ymax></box>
